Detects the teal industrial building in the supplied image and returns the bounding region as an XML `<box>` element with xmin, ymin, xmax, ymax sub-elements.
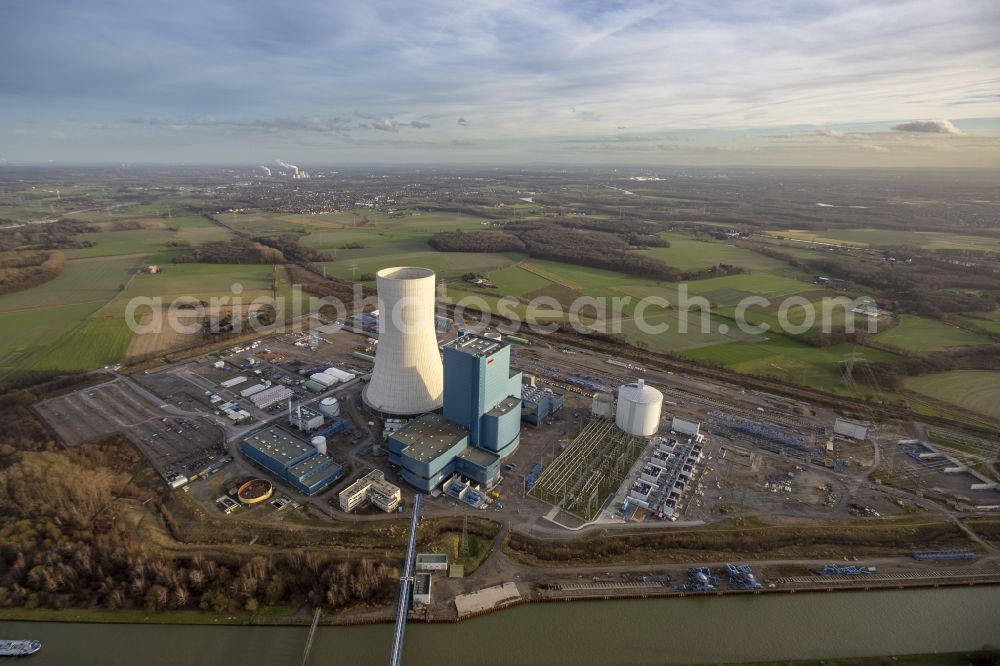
<box><xmin>241</xmin><ymin>425</ymin><xmax>344</xmax><ymax>495</ymax></box>
<box><xmin>388</xmin><ymin>334</ymin><xmax>522</xmax><ymax>491</ymax></box>
<box><xmin>521</xmin><ymin>383</ymin><xmax>565</xmax><ymax>425</ymax></box>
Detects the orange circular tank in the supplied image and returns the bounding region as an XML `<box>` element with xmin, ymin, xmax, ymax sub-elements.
<box><xmin>237</xmin><ymin>479</ymin><xmax>273</xmax><ymax>504</ymax></box>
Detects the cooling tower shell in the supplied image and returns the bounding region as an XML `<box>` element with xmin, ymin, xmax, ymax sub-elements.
<box><xmin>615</xmin><ymin>379</ymin><xmax>663</xmax><ymax>437</ymax></box>
<box><xmin>363</xmin><ymin>267</ymin><xmax>444</xmax><ymax>415</ymax></box>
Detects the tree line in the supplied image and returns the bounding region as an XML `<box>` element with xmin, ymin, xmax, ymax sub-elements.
<box><xmin>172</xmin><ymin>238</ymin><xmax>286</xmax><ymax>264</ymax></box>
<box><xmin>0</xmin><ymin>249</ymin><xmax>64</xmax><ymax>296</ymax></box>
<box><xmin>0</xmin><ymin>219</ymin><xmax>95</xmax><ymax>253</ymax></box>
<box><xmin>430</xmin><ymin>223</ymin><xmax>741</xmax><ymax>283</ymax></box>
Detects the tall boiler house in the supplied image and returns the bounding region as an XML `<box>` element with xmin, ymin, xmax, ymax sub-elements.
<box><xmin>363</xmin><ymin>267</ymin><xmax>444</xmax><ymax>416</ymax></box>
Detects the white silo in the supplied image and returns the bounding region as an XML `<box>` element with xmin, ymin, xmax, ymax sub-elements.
<box><xmin>591</xmin><ymin>392</ymin><xmax>614</xmax><ymax>419</ymax></box>
<box><xmin>615</xmin><ymin>379</ymin><xmax>663</xmax><ymax>436</ymax></box>
<box><xmin>362</xmin><ymin>267</ymin><xmax>444</xmax><ymax>415</ymax></box>
<box><xmin>319</xmin><ymin>396</ymin><xmax>340</xmax><ymax>417</ymax></box>
<box><xmin>311</xmin><ymin>435</ymin><xmax>327</xmax><ymax>455</ymax></box>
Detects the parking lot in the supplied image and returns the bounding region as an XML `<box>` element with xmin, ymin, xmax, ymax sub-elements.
<box><xmin>36</xmin><ymin>379</ymin><xmax>168</xmax><ymax>446</ymax></box>
<box><xmin>130</xmin><ymin>415</ymin><xmax>225</xmax><ymax>479</ymax></box>
<box><xmin>36</xmin><ymin>377</ymin><xmax>226</xmax><ymax>478</ymax></box>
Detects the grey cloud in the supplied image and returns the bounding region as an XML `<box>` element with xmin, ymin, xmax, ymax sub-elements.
<box><xmin>149</xmin><ymin>115</ymin><xmax>216</xmax><ymax>128</ymax></box>
<box><xmin>369</xmin><ymin>119</ymin><xmax>430</xmax><ymax>131</ymax></box>
<box><xmin>457</xmin><ymin>117</ymin><xmax>468</xmax><ymax>126</ymax></box>
<box><xmin>891</xmin><ymin>120</ymin><xmax>963</xmax><ymax>134</ymax></box>
<box><xmin>235</xmin><ymin>116</ymin><xmax>353</xmax><ymax>132</ymax></box>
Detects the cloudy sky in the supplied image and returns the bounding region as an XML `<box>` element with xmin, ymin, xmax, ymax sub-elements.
<box><xmin>2</xmin><ymin>0</ymin><xmax>999</xmax><ymax>166</ymax></box>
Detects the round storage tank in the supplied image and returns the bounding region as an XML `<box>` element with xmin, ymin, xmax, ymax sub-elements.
<box><xmin>237</xmin><ymin>479</ymin><xmax>273</xmax><ymax>504</ymax></box>
<box><xmin>319</xmin><ymin>396</ymin><xmax>340</xmax><ymax>417</ymax></box>
<box><xmin>311</xmin><ymin>435</ymin><xmax>327</xmax><ymax>455</ymax></box>
<box><xmin>615</xmin><ymin>379</ymin><xmax>663</xmax><ymax>437</ymax></box>
<box><xmin>591</xmin><ymin>392</ymin><xmax>614</xmax><ymax>419</ymax></box>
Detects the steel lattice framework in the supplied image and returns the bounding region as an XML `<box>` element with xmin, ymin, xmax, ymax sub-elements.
<box><xmin>530</xmin><ymin>418</ymin><xmax>646</xmax><ymax>521</ymax></box>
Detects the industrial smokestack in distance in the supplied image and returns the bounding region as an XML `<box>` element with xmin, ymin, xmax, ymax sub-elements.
<box><xmin>275</xmin><ymin>159</ymin><xmax>299</xmax><ymax>175</ymax></box>
<box><xmin>363</xmin><ymin>267</ymin><xmax>443</xmax><ymax>416</ymax></box>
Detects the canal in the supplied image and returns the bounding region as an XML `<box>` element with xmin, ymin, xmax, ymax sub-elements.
<box><xmin>2</xmin><ymin>586</ymin><xmax>998</xmax><ymax>665</ymax></box>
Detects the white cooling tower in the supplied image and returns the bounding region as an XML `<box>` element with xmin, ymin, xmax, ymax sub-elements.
<box><xmin>311</xmin><ymin>435</ymin><xmax>327</xmax><ymax>455</ymax></box>
<box><xmin>615</xmin><ymin>379</ymin><xmax>663</xmax><ymax>437</ymax></box>
<box><xmin>362</xmin><ymin>267</ymin><xmax>444</xmax><ymax>415</ymax></box>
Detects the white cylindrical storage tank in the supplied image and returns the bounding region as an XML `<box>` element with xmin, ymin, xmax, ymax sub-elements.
<box><xmin>363</xmin><ymin>267</ymin><xmax>444</xmax><ymax>415</ymax></box>
<box><xmin>319</xmin><ymin>397</ymin><xmax>340</xmax><ymax>417</ymax></box>
<box><xmin>591</xmin><ymin>392</ymin><xmax>614</xmax><ymax>419</ymax></box>
<box><xmin>311</xmin><ymin>435</ymin><xmax>327</xmax><ymax>455</ymax></box>
<box><xmin>615</xmin><ymin>379</ymin><xmax>663</xmax><ymax>436</ymax></box>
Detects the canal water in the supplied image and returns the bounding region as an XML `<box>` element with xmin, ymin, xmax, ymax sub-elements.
<box><xmin>2</xmin><ymin>587</ymin><xmax>998</xmax><ymax>665</ymax></box>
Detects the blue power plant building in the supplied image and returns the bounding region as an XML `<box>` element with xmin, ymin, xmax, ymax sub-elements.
<box><xmin>442</xmin><ymin>335</ymin><xmax>522</xmax><ymax>457</ymax></box>
<box><xmin>241</xmin><ymin>425</ymin><xmax>344</xmax><ymax>495</ymax></box>
<box><xmin>388</xmin><ymin>334</ymin><xmax>522</xmax><ymax>491</ymax></box>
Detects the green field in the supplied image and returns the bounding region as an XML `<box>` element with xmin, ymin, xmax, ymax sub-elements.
<box><xmin>764</xmin><ymin>228</ymin><xmax>1000</xmax><ymax>251</ymax></box>
<box><xmin>516</xmin><ymin>258</ymin><xmax>662</xmax><ymax>294</ymax></box>
<box><xmin>683</xmin><ymin>336</ymin><xmax>899</xmax><ymax>397</ymax></box>
<box><xmin>904</xmin><ymin>371</ymin><xmax>1000</xmax><ymax>419</ymax></box>
<box><xmin>96</xmin><ymin>263</ymin><xmax>293</xmax><ymax>317</ymax></box>
<box><xmin>0</xmin><ymin>255</ymin><xmax>148</xmax><ymax>378</ymax></box>
<box><xmin>233</xmin><ymin>209</ymin><xmax>488</xmax><ymax>252</ymax></box>
<box><xmin>0</xmin><ymin>207</ymin><xmax>262</xmax><ymax>380</ymax></box>
<box><xmin>641</xmin><ymin>234</ymin><xmax>794</xmax><ymax>273</ymax></box>
<box><xmin>24</xmin><ymin>317</ymin><xmax>135</xmax><ymax>373</ymax></box>
<box><xmin>873</xmin><ymin>314</ymin><xmax>991</xmax><ymax>351</ymax></box>
<box><xmin>0</xmin><ymin>254</ymin><xmax>144</xmax><ymax>313</ymax></box>
<box><xmin>0</xmin><ymin>302</ymin><xmax>101</xmax><ymax>379</ymax></box>
<box><xmin>956</xmin><ymin>310</ymin><xmax>1000</xmax><ymax>335</ymax></box>
<box><xmin>619</xmin><ymin>309</ymin><xmax>762</xmax><ymax>353</ymax></box>
<box><xmin>267</xmin><ymin>209</ymin><xmax>514</xmax><ymax>283</ymax></box>
<box><xmin>2</xmin><ymin>202</ymin><xmax>470</xmax><ymax>381</ymax></box>
<box><xmin>478</xmin><ymin>263</ymin><xmax>553</xmax><ymax>295</ymax></box>
<box><xmin>324</xmin><ymin>251</ymin><xmax>516</xmax><ymax>284</ymax></box>
<box><xmin>622</xmin><ymin>273</ymin><xmax>822</xmax><ymax>314</ymax></box>
<box><xmin>433</xmin><ymin>243</ymin><xmax>894</xmax><ymax>394</ymax></box>
<box><xmin>63</xmin><ymin>215</ymin><xmax>232</xmax><ymax>260</ymax></box>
